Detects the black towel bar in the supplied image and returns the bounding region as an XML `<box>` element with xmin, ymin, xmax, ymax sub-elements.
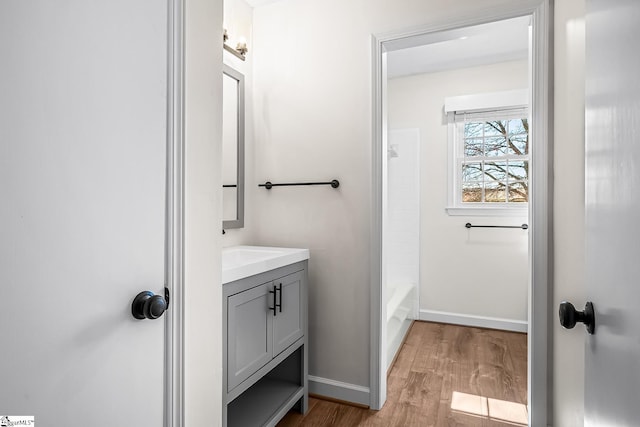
<box><xmin>465</xmin><ymin>222</ymin><xmax>528</xmax><ymax>230</ymax></box>
<box><xmin>259</xmin><ymin>180</ymin><xmax>340</xmax><ymax>189</ymax></box>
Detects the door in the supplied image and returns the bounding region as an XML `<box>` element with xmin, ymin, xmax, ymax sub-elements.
<box><xmin>584</xmin><ymin>0</ymin><xmax>640</xmax><ymax>425</ymax></box>
<box><xmin>227</xmin><ymin>284</ymin><xmax>274</xmax><ymax>391</ymax></box>
<box><xmin>273</xmin><ymin>271</ymin><xmax>304</xmax><ymax>356</ymax></box>
<box><xmin>0</xmin><ymin>0</ymin><xmax>169</xmax><ymax>425</ymax></box>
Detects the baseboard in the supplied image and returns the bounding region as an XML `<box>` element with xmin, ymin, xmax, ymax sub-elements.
<box><xmin>308</xmin><ymin>375</ymin><xmax>370</xmax><ymax>407</ymax></box>
<box><xmin>419</xmin><ymin>309</ymin><xmax>527</xmax><ymax>333</ymax></box>
<box><xmin>309</xmin><ymin>393</ymin><xmax>369</xmax><ymax>409</ymax></box>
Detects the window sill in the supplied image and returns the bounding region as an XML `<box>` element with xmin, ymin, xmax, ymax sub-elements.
<box><xmin>445</xmin><ymin>206</ymin><xmax>528</xmax><ymax>217</ymax></box>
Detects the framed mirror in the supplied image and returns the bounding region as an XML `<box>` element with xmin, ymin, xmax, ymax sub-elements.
<box><xmin>222</xmin><ymin>64</ymin><xmax>245</xmax><ymax>229</ymax></box>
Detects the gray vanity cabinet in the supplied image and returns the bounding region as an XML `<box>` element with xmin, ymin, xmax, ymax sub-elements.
<box><xmin>227</xmin><ymin>283</ymin><xmax>274</xmax><ymax>391</ymax></box>
<box><xmin>223</xmin><ymin>261</ymin><xmax>308</xmax><ymax>427</ymax></box>
<box><xmin>272</xmin><ymin>271</ymin><xmax>304</xmax><ymax>355</ymax></box>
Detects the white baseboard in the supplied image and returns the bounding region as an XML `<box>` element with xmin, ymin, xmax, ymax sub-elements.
<box><xmin>419</xmin><ymin>309</ymin><xmax>527</xmax><ymax>333</ymax></box>
<box><xmin>308</xmin><ymin>375</ymin><xmax>370</xmax><ymax>407</ymax></box>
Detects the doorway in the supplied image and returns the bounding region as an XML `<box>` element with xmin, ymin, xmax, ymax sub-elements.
<box><xmin>383</xmin><ymin>14</ymin><xmax>532</xmax><ymax>372</ymax></box>
<box><xmin>371</xmin><ymin>2</ymin><xmax>552</xmax><ymax>425</ymax></box>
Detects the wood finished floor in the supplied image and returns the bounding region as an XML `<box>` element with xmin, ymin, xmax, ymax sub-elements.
<box><xmin>278</xmin><ymin>321</ymin><xmax>528</xmax><ymax>427</ymax></box>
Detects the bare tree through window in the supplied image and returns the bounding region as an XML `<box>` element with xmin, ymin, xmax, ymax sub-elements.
<box><xmin>461</xmin><ymin>118</ymin><xmax>529</xmax><ymax>203</ymax></box>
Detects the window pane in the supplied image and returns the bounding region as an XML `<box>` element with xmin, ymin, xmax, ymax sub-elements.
<box><xmin>508</xmin><ymin>118</ymin><xmax>527</xmax><ymax>135</ymax></box>
<box><xmin>462</xmin><ymin>183</ymin><xmax>482</xmax><ymax>202</ymax></box>
<box><xmin>509</xmin><ymin>134</ymin><xmax>528</xmax><ymax>155</ymax></box>
<box><xmin>485</xmin><ymin>181</ymin><xmax>506</xmax><ymax>203</ymax></box>
<box><xmin>464</xmin><ymin>122</ymin><xmax>483</xmax><ymax>138</ymax></box>
<box><xmin>508</xmin><ymin>160</ymin><xmax>528</xmax><ymax>181</ymax></box>
<box><xmin>484</xmin><ymin>161</ymin><xmax>508</xmax><ymax>181</ymax></box>
<box><xmin>462</xmin><ymin>162</ymin><xmax>483</xmax><ymax>182</ymax></box>
<box><xmin>484</xmin><ymin>121</ymin><xmax>506</xmax><ymax>137</ymax></box>
<box><xmin>508</xmin><ymin>181</ymin><xmax>528</xmax><ymax>202</ymax></box>
<box><xmin>464</xmin><ymin>138</ymin><xmax>483</xmax><ymax>157</ymax></box>
<box><xmin>485</xmin><ymin>136</ymin><xmax>508</xmax><ymax>156</ymax></box>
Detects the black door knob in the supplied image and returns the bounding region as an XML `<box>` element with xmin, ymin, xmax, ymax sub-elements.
<box><xmin>559</xmin><ymin>301</ymin><xmax>595</xmax><ymax>334</ymax></box>
<box><xmin>132</xmin><ymin>290</ymin><xmax>169</xmax><ymax>320</ymax></box>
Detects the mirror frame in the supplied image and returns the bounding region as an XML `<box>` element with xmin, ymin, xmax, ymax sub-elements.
<box><xmin>222</xmin><ymin>64</ymin><xmax>245</xmax><ymax>229</ymax></box>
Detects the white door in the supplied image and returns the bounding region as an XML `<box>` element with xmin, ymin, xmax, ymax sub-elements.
<box><xmin>0</xmin><ymin>0</ymin><xmax>169</xmax><ymax>425</ymax></box>
<box><xmin>584</xmin><ymin>0</ymin><xmax>640</xmax><ymax>425</ymax></box>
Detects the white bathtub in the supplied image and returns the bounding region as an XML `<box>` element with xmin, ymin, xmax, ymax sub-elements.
<box><xmin>386</xmin><ymin>282</ymin><xmax>416</xmax><ymax>370</ymax></box>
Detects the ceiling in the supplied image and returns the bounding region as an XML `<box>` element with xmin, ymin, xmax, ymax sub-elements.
<box><xmin>386</xmin><ymin>16</ymin><xmax>531</xmax><ymax>78</ymax></box>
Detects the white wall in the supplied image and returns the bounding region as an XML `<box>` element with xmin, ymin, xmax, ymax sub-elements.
<box><xmin>553</xmin><ymin>0</ymin><xmax>586</xmax><ymax>425</ymax></box>
<box><xmin>184</xmin><ymin>0</ymin><xmax>224</xmax><ymax>424</ymax></box>
<box><xmin>251</xmin><ymin>0</ymin><xmax>542</xmax><ymax>396</ymax></box>
<box><xmin>222</xmin><ymin>0</ymin><xmax>257</xmax><ymax>246</ymax></box>
<box><xmin>388</xmin><ymin>60</ymin><xmax>529</xmax><ymax>325</ymax></box>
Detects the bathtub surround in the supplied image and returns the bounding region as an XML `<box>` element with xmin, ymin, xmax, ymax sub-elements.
<box><xmin>387</xmin><ymin>60</ymin><xmax>529</xmax><ymax>331</ymax></box>
<box><xmin>385</xmin><ymin>129</ymin><xmax>420</xmax><ymax>369</ymax></box>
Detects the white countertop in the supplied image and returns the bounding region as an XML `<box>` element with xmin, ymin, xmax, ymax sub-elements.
<box><xmin>222</xmin><ymin>245</ymin><xmax>310</xmax><ymax>284</ymax></box>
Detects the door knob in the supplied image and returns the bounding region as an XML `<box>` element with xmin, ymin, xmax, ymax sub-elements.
<box><xmin>132</xmin><ymin>289</ymin><xmax>169</xmax><ymax>320</ymax></box>
<box><xmin>559</xmin><ymin>301</ymin><xmax>595</xmax><ymax>334</ymax></box>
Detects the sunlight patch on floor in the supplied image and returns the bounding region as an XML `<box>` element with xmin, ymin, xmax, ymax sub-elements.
<box><xmin>451</xmin><ymin>391</ymin><xmax>528</xmax><ymax>425</ymax></box>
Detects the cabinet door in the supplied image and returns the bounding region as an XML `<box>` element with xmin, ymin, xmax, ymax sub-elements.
<box><xmin>273</xmin><ymin>271</ymin><xmax>304</xmax><ymax>356</ymax></box>
<box><xmin>227</xmin><ymin>283</ymin><xmax>274</xmax><ymax>391</ymax></box>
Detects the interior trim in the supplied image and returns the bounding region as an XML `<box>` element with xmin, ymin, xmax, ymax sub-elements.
<box><xmin>419</xmin><ymin>310</ymin><xmax>528</xmax><ymax>333</ymax></box>
<box><xmin>308</xmin><ymin>376</ymin><xmax>370</xmax><ymax>407</ymax></box>
<box><xmin>166</xmin><ymin>0</ymin><xmax>186</xmax><ymax>425</ymax></box>
<box><xmin>444</xmin><ymin>88</ymin><xmax>528</xmax><ymax>113</ymax></box>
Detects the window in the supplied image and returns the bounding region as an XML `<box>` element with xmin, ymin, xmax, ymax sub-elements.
<box><xmin>445</xmin><ymin>90</ymin><xmax>529</xmax><ymax>216</ymax></box>
<box><xmin>459</xmin><ymin>110</ymin><xmax>529</xmax><ymax>203</ymax></box>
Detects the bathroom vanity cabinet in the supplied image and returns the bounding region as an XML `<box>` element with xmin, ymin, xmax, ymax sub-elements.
<box><xmin>223</xmin><ymin>259</ymin><xmax>308</xmax><ymax>427</ymax></box>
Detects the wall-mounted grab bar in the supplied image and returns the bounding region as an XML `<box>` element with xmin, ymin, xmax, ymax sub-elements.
<box><xmin>465</xmin><ymin>222</ymin><xmax>528</xmax><ymax>230</ymax></box>
<box><xmin>259</xmin><ymin>179</ymin><xmax>340</xmax><ymax>190</ymax></box>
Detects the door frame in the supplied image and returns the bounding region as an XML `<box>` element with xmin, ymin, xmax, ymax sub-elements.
<box><xmin>166</xmin><ymin>0</ymin><xmax>186</xmax><ymax>425</ymax></box>
<box><xmin>370</xmin><ymin>1</ymin><xmax>553</xmax><ymax>424</ymax></box>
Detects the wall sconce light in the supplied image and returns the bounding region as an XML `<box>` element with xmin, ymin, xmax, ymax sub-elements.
<box><xmin>223</xmin><ymin>29</ymin><xmax>248</xmax><ymax>61</ymax></box>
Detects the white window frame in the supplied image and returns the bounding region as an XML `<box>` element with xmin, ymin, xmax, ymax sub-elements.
<box><xmin>445</xmin><ymin>89</ymin><xmax>529</xmax><ymax>216</ymax></box>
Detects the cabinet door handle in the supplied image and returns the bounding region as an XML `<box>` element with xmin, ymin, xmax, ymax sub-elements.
<box><xmin>276</xmin><ymin>283</ymin><xmax>282</xmax><ymax>313</ymax></box>
<box><xmin>269</xmin><ymin>286</ymin><xmax>277</xmax><ymax>316</ymax></box>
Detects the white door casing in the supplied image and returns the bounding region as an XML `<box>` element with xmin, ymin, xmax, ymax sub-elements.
<box><xmin>584</xmin><ymin>0</ymin><xmax>640</xmax><ymax>425</ymax></box>
<box><xmin>0</xmin><ymin>0</ymin><xmax>174</xmax><ymax>424</ymax></box>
